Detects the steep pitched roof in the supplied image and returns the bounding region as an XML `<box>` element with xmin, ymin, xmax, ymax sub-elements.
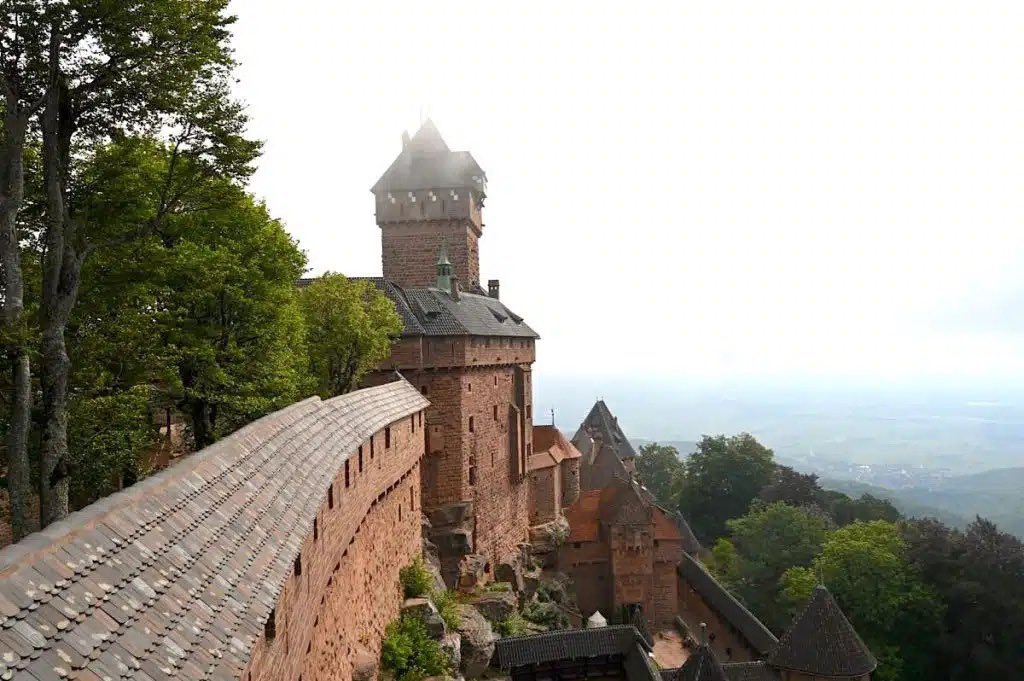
<box><xmin>766</xmin><ymin>585</ymin><xmax>877</xmax><ymax>678</ymax></box>
<box><xmin>677</xmin><ymin>554</ymin><xmax>778</xmax><ymax>656</ymax></box>
<box><xmin>371</xmin><ymin>120</ymin><xmax>486</xmax><ymax>194</ymax></box>
<box><xmin>0</xmin><ymin>380</ymin><xmax>429</xmax><ymax>681</ymax></box>
<box><xmin>572</xmin><ymin>400</ymin><xmax>637</xmax><ymax>462</ymax></box>
<box><xmin>676</xmin><ymin>643</ymin><xmax>730</xmax><ymax>681</ymax></box>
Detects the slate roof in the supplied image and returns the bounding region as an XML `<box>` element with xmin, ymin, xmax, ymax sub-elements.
<box><xmin>677</xmin><ymin>554</ymin><xmax>778</xmax><ymax>656</ymax></box>
<box><xmin>0</xmin><ymin>379</ymin><xmax>429</xmax><ymax>681</ymax></box>
<box><xmin>676</xmin><ymin>643</ymin><xmax>730</xmax><ymax>681</ymax></box>
<box><xmin>766</xmin><ymin>585</ymin><xmax>877</xmax><ymax>677</ymax></box>
<box><xmin>494</xmin><ymin>625</ymin><xmax>658</xmax><ymax>680</ymax></box>
<box><xmin>297</xmin><ymin>276</ymin><xmax>538</xmax><ymax>340</ymax></box>
<box><xmin>371</xmin><ymin>120</ymin><xmax>486</xmax><ymax>194</ymax></box>
<box><xmin>721</xmin><ymin>661</ymin><xmax>778</xmax><ymax>681</ymax></box>
<box><xmin>572</xmin><ymin>400</ymin><xmax>637</xmax><ymax>462</ymax></box>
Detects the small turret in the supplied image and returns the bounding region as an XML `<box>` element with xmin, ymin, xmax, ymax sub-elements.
<box><xmin>436</xmin><ymin>242</ymin><xmax>453</xmax><ymax>292</ymax></box>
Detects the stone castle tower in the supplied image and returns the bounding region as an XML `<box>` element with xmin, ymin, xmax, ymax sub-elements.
<box><xmin>367</xmin><ymin>120</ymin><xmax>538</xmax><ymax>585</ymax></box>
<box><xmin>372</xmin><ymin>120</ymin><xmax>488</xmax><ymax>291</ymax></box>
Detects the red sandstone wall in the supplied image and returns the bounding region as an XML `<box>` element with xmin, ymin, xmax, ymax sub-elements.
<box><xmin>677</xmin><ymin>577</ymin><xmax>759</xmax><ymax>663</ymax></box>
<box><xmin>380</xmin><ymin>221</ymin><xmax>481</xmax><ymax>290</ymax></box>
<box><xmin>244</xmin><ymin>408</ymin><xmax>425</xmax><ymax>681</ymax></box>
<box><xmin>529</xmin><ymin>467</ymin><xmax>558</xmax><ymax>525</ymax></box>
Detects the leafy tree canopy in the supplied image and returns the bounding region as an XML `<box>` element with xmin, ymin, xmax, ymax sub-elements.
<box><xmin>635</xmin><ymin>442</ymin><xmax>683</xmax><ymax>504</ymax></box>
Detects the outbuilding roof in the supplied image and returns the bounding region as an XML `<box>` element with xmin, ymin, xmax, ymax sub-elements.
<box><xmin>494</xmin><ymin>625</ymin><xmax>659</xmax><ymax>680</ymax></box>
<box><xmin>572</xmin><ymin>400</ymin><xmax>637</xmax><ymax>462</ymax></box>
<box><xmin>0</xmin><ymin>380</ymin><xmax>428</xmax><ymax>680</ymax></box>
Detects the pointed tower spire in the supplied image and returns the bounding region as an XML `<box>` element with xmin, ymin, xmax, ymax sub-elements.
<box><xmin>766</xmin><ymin>585</ymin><xmax>877</xmax><ymax>678</ymax></box>
<box><xmin>676</xmin><ymin>637</ymin><xmax>729</xmax><ymax>681</ymax></box>
<box><xmin>436</xmin><ymin>241</ymin><xmax>453</xmax><ymax>292</ymax></box>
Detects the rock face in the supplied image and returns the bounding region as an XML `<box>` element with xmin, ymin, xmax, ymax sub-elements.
<box><xmin>403</xmin><ymin>597</ymin><xmax>447</xmax><ymax>638</ymax></box>
<box><xmin>457</xmin><ymin>554</ymin><xmax>488</xmax><ymax>592</ymax></box>
<box><xmin>456</xmin><ymin>604</ymin><xmax>496</xmax><ymax>678</ymax></box>
<box><xmin>351</xmin><ymin>645</ymin><xmax>378</xmax><ymax>681</ymax></box>
<box><xmin>495</xmin><ymin>553</ymin><xmax>525</xmax><ymax>593</ymax></box>
<box><xmin>439</xmin><ymin>631</ymin><xmax>462</xmax><ymax>674</ymax></box>
<box><xmin>527</xmin><ymin>517</ymin><xmax>569</xmax><ymax>568</ymax></box>
<box><xmin>472</xmin><ymin>587</ymin><xmax>518</xmax><ymax>624</ymax></box>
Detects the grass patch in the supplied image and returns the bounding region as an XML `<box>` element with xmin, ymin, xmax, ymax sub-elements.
<box><xmin>495</xmin><ymin>612</ymin><xmax>530</xmax><ymax>638</ymax></box>
<box><xmin>432</xmin><ymin>589</ymin><xmax>462</xmax><ymax>630</ymax></box>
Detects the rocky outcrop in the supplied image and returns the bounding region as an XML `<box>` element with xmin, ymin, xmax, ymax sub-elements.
<box><xmin>456</xmin><ymin>604</ymin><xmax>497</xmax><ymax>678</ymax></box>
<box><xmin>495</xmin><ymin>552</ymin><xmax>526</xmax><ymax>593</ymax></box>
<box><xmin>403</xmin><ymin>597</ymin><xmax>447</xmax><ymax>637</ymax></box>
<box><xmin>527</xmin><ymin>516</ymin><xmax>569</xmax><ymax>568</ymax></box>
<box><xmin>472</xmin><ymin>587</ymin><xmax>518</xmax><ymax>624</ymax></box>
<box><xmin>440</xmin><ymin>631</ymin><xmax>461</xmax><ymax>674</ymax></box>
<box><xmin>456</xmin><ymin>553</ymin><xmax>488</xmax><ymax>591</ymax></box>
<box><xmin>352</xmin><ymin>645</ymin><xmax>379</xmax><ymax>681</ymax></box>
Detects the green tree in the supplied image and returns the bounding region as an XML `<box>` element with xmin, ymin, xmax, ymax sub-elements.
<box><xmin>380</xmin><ymin>614</ymin><xmax>451</xmax><ymax>681</ymax></box>
<box><xmin>2</xmin><ymin>0</ymin><xmax>256</xmax><ymax>527</ymax></box>
<box><xmin>780</xmin><ymin>521</ymin><xmax>943</xmax><ymax>681</ymax></box>
<box><xmin>635</xmin><ymin>442</ymin><xmax>683</xmax><ymax>504</ymax></box>
<box><xmin>676</xmin><ymin>433</ymin><xmax>776</xmax><ymax>542</ymax></box>
<box><xmin>721</xmin><ymin>502</ymin><xmax>831</xmax><ymax>630</ymax></box>
<box><xmin>298</xmin><ymin>273</ymin><xmax>401</xmax><ymax>397</ymax></box>
<box><xmin>758</xmin><ymin>465</ymin><xmax>823</xmax><ymax>508</ymax></box>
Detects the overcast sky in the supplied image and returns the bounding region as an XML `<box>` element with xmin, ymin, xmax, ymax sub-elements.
<box><xmin>229</xmin><ymin>1</ymin><xmax>1024</xmax><ymax>385</ymax></box>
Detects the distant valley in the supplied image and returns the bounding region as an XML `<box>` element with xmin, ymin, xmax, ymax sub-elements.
<box><xmin>541</xmin><ymin>374</ymin><xmax>1024</xmax><ymax>538</ymax></box>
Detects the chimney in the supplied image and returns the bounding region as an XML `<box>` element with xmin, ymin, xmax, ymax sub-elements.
<box><xmin>450</xmin><ymin>275</ymin><xmax>461</xmax><ymax>301</ymax></box>
<box><xmin>488</xmin><ymin>279</ymin><xmax>500</xmax><ymax>299</ymax></box>
<box><xmin>699</xmin><ymin>623</ymin><xmax>708</xmax><ymax>645</ymax></box>
<box><xmin>401</xmin><ymin>130</ymin><xmax>411</xmax><ymax>150</ymax></box>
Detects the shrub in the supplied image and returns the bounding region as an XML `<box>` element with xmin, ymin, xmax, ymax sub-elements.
<box><xmin>400</xmin><ymin>557</ymin><xmax>433</xmax><ymax>599</ymax></box>
<box><xmin>495</xmin><ymin>612</ymin><xmax>529</xmax><ymax>637</ymax></box>
<box><xmin>380</xmin><ymin>614</ymin><xmax>451</xmax><ymax>681</ymax></box>
<box><xmin>523</xmin><ymin>600</ymin><xmax>568</xmax><ymax>631</ymax></box>
<box><xmin>433</xmin><ymin>589</ymin><xmax>462</xmax><ymax>630</ymax></box>
<box><xmin>484</xmin><ymin>581</ymin><xmax>512</xmax><ymax>592</ymax></box>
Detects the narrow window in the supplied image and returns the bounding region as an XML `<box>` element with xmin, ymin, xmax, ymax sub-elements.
<box><xmin>410</xmin><ymin>486</ymin><xmax>415</xmax><ymax>511</ymax></box>
<box><xmin>345</xmin><ymin>460</ymin><xmax>351</xmax><ymax>487</ymax></box>
<box><xmin>370</xmin><ymin>436</ymin><xmax>375</xmax><ymax>459</ymax></box>
<box><xmin>494</xmin><ymin>375</ymin><xmax>497</xmax><ymax>386</ymax></box>
<box><xmin>468</xmin><ymin>382</ymin><xmax>472</xmax><ymax>392</ymax></box>
<box><xmin>399</xmin><ymin>504</ymin><xmax>403</xmax><ymax>522</ymax></box>
<box><xmin>527</xmin><ymin>405</ymin><xmax>532</xmax><ymax>419</ymax></box>
<box><xmin>493</xmin><ymin>405</ymin><xmax>498</xmax><ymax>420</ymax></box>
<box><xmin>358</xmin><ymin>446</ymin><xmax>364</xmax><ymax>472</ymax></box>
<box><xmin>385</xmin><ymin>427</ymin><xmax>391</xmax><ymax>449</ymax></box>
<box><xmin>294</xmin><ymin>555</ymin><xmax>302</xmax><ymax>577</ymax></box>
<box><xmin>418</xmin><ymin>412</ymin><xmax>422</xmax><ymax>427</ymax></box>
<box><xmin>328</xmin><ymin>483</ymin><xmax>335</xmax><ymax>508</ymax></box>
<box><xmin>421</xmin><ymin>385</ymin><xmax>428</xmax><ymax>395</ymax></box>
<box><xmin>469</xmin><ymin>467</ymin><xmax>476</xmax><ymax>486</ymax></box>
<box><xmin>410</xmin><ymin>414</ymin><xmax>415</xmax><ymax>432</ymax></box>
<box><xmin>469</xmin><ymin>416</ymin><xmax>475</xmax><ymax>433</ymax></box>
<box><xmin>265</xmin><ymin>608</ymin><xmax>276</xmax><ymax>642</ymax></box>
<box><xmin>313</xmin><ymin>517</ymin><xmax>319</xmax><ymax>541</ymax></box>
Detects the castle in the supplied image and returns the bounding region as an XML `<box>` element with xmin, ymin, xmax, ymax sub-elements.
<box><xmin>0</xmin><ymin>121</ymin><xmax>876</xmax><ymax>681</ymax></box>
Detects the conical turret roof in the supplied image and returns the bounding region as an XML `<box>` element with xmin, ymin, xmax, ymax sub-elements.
<box><xmin>677</xmin><ymin>643</ymin><xmax>729</xmax><ymax>681</ymax></box>
<box><xmin>766</xmin><ymin>585</ymin><xmax>877</xmax><ymax>677</ymax></box>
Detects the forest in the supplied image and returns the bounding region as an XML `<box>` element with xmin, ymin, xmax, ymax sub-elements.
<box><xmin>636</xmin><ymin>436</ymin><xmax>1024</xmax><ymax>681</ymax></box>
<box><xmin>0</xmin><ymin>2</ymin><xmax>400</xmax><ymax>543</ymax></box>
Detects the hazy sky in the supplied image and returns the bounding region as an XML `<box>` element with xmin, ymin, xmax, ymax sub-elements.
<box><xmin>229</xmin><ymin>1</ymin><xmax>1024</xmax><ymax>385</ymax></box>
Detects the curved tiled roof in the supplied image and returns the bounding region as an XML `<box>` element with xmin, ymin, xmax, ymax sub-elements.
<box><xmin>766</xmin><ymin>585</ymin><xmax>876</xmax><ymax>677</ymax></box>
<box><xmin>677</xmin><ymin>554</ymin><xmax>778</xmax><ymax>656</ymax></box>
<box><xmin>0</xmin><ymin>380</ymin><xmax>429</xmax><ymax>680</ymax></box>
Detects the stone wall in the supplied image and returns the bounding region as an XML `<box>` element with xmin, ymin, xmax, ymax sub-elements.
<box><xmin>380</xmin><ymin>221</ymin><xmax>481</xmax><ymax>290</ymax></box>
<box><xmin>677</xmin><ymin>576</ymin><xmax>760</xmax><ymax>663</ymax></box>
<box><xmin>244</xmin><ymin>408</ymin><xmax>426</xmax><ymax>680</ymax></box>
<box><xmin>529</xmin><ymin>466</ymin><xmax>559</xmax><ymax>525</ymax></box>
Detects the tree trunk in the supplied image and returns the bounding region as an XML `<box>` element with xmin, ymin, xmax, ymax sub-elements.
<box><xmin>0</xmin><ymin>110</ymin><xmax>33</xmax><ymax>539</ymax></box>
<box><xmin>38</xmin><ymin>40</ymin><xmax>81</xmax><ymax>527</ymax></box>
<box><xmin>190</xmin><ymin>400</ymin><xmax>214</xmax><ymax>449</ymax></box>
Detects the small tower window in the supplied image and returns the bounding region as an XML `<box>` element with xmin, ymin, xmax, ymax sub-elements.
<box><xmin>493</xmin><ymin>405</ymin><xmax>498</xmax><ymax>420</ymax></box>
<box><xmin>358</xmin><ymin>446</ymin><xmax>363</xmax><ymax>472</ymax></box>
<box><xmin>469</xmin><ymin>416</ymin><xmax>475</xmax><ymax>433</ymax></box>
<box><xmin>294</xmin><ymin>555</ymin><xmax>302</xmax><ymax>577</ymax></box>
<box><xmin>385</xmin><ymin>427</ymin><xmax>391</xmax><ymax>449</ymax></box>
<box><xmin>345</xmin><ymin>461</ymin><xmax>350</xmax><ymax>488</ymax></box>
<box><xmin>421</xmin><ymin>385</ymin><xmax>428</xmax><ymax>395</ymax></box>
<box><xmin>399</xmin><ymin>504</ymin><xmax>402</xmax><ymax>522</ymax></box>
<box><xmin>313</xmin><ymin>517</ymin><xmax>319</xmax><ymax>541</ymax></box>
<box><xmin>370</xmin><ymin>436</ymin><xmax>375</xmax><ymax>459</ymax></box>
<box><xmin>469</xmin><ymin>467</ymin><xmax>476</xmax><ymax>486</ymax></box>
<box><xmin>328</xmin><ymin>484</ymin><xmax>334</xmax><ymax>508</ymax></box>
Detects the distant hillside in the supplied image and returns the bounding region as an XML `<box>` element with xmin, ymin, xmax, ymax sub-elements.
<box><xmin>631</xmin><ymin>439</ymin><xmax>698</xmax><ymax>457</ymax></box>
<box><xmin>823</xmin><ymin>470</ymin><xmax>1024</xmax><ymax>539</ymax></box>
